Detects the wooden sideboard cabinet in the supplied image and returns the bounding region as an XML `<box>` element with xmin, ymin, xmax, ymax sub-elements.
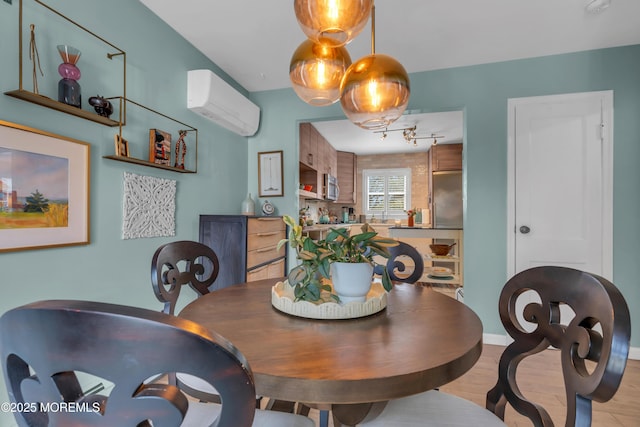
<box><xmin>199</xmin><ymin>215</ymin><xmax>287</xmax><ymax>290</ymax></box>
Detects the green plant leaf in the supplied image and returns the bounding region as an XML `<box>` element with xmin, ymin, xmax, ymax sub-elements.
<box><xmin>282</xmin><ymin>215</ymin><xmax>297</xmax><ymax>228</ymax></box>
<box><xmin>298</xmin><ymin>250</ymin><xmax>317</xmax><ymax>261</ymax></box>
<box><xmin>371</xmin><ymin>237</ymin><xmax>399</xmax><ymax>247</ymax></box>
<box><xmin>352</xmin><ymin>231</ymin><xmax>377</xmax><ymax>242</ymax></box>
<box><xmin>304</xmin><ymin>283</ymin><xmax>321</xmax><ymax>300</ymax></box>
<box><xmin>318</xmin><ymin>258</ymin><xmax>331</xmax><ymax>278</ymax></box>
<box><xmin>277</xmin><ymin>238</ymin><xmax>288</xmax><ymax>251</ymax></box>
<box><xmin>381</xmin><ymin>268</ymin><xmax>394</xmax><ymax>292</ymax></box>
<box><xmin>287</xmin><ymin>265</ymin><xmax>307</xmax><ymax>286</ymax></box>
<box><xmin>368</xmin><ymin>244</ymin><xmax>391</xmax><ymax>258</ymax></box>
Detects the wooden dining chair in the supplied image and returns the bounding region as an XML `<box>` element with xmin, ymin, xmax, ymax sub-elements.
<box><xmin>151</xmin><ymin>240</ymin><xmax>219</xmax><ymax>316</ymax></box>
<box><xmin>150</xmin><ymin>240</ymin><xmax>223</xmax><ymax>403</ymax></box>
<box><xmin>0</xmin><ymin>300</ymin><xmax>315</xmax><ymax>427</ymax></box>
<box><xmin>357</xmin><ymin>266</ymin><xmax>631</xmax><ymax>427</ymax></box>
<box><xmin>373</xmin><ymin>240</ymin><xmax>424</xmax><ymax>283</ymax></box>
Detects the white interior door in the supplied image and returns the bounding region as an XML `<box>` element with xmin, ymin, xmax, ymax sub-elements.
<box><xmin>507</xmin><ymin>92</ymin><xmax>613</xmax><ymax>328</ymax></box>
<box><xmin>508</xmin><ymin>91</ymin><xmax>612</xmax><ymax>279</ymax></box>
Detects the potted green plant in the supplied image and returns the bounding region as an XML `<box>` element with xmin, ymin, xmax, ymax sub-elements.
<box><xmin>278</xmin><ymin>215</ymin><xmax>398</xmax><ymax>303</ymax></box>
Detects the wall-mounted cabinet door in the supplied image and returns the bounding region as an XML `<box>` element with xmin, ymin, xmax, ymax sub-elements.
<box><xmin>430</xmin><ymin>143</ymin><xmax>462</xmax><ymax>171</ymax></box>
<box><xmin>327</xmin><ymin>143</ymin><xmax>338</xmax><ymax>176</ymax></box>
<box><xmin>336</xmin><ymin>151</ymin><xmax>356</xmax><ymax>204</ymax></box>
<box><xmin>299</xmin><ymin>122</ymin><xmax>318</xmax><ymax>169</ymax></box>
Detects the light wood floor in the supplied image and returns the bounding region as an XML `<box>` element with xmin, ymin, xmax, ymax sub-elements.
<box><xmin>306</xmin><ymin>344</ymin><xmax>639</xmax><ymax>426</ymax></box>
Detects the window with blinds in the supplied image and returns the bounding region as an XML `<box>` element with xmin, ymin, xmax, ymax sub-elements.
<box><xmin>363</xmin><ymin>168</ymin><xmax>411</xmax><ymax>218</ymax></box>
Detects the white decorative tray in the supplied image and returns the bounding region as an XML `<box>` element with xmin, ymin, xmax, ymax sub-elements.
<box><xmin>271</xmin><ymin>281</ymin><xmax>387</xmax><ymax>320</ymax></box>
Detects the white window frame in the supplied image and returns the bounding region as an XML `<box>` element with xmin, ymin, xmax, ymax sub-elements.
<box><xmin>362</xmin><ymin>168</ymin><xmax>411</xmax><ymax>220</ymax></box>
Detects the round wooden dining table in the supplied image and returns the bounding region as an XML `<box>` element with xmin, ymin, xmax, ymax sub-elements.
<box><xmin>180</xmin><ymin>278</ymin><xmax>483</xmax><ymax>426</ymax></box>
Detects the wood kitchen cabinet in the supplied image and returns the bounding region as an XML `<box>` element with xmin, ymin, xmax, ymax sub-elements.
<box><xmin>299</xmin><ymin>122</ymin><xmax>318</xmax><ymax>169</ymax></box>
<box><xmin>428</xmin><ymin>143</ymin><xmax>463</xmax><ymax>226</ymax></box>
<box><xmin>299</xmin><ymin>122</ymin><xmax>340</xmax><ymax>200</ymax></box>
<box><xmin>324</xmin><ymin>139</ymin><xmax>337</xmax><ymax>176</ymax></box>
<box><xmin>336</xmin><ymin>151</ymin><xmax>356</xmax><ymax>204</ymax></box>
<box><xmin>429</xmin><ymin>143</ymin><xmax>463</xmax><ymax>171</ymax></box>
<box><xmin>199</xmin><ymin>215</ymin><xmax>287</xmax><ymax>290</ymax></box>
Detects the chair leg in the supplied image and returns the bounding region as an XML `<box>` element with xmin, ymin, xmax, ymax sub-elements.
<box><xmin>319</xmin><ymin>409</ymin><xmax>329</xmax><ymax>427</ymax></box>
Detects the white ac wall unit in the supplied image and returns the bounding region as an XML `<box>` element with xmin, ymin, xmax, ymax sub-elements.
<box><xmin>187</xmin><ymin>69</ymin><xmax>260</xmax><ymax>136</ymax></box>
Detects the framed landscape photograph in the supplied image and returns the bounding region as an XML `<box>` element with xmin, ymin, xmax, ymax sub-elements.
<box><xmin>149</xmin><ymin>128</ymin><xmax>171</xmax><ymax>166</ymax></box>
<box><xmin>0</xmin><ymin>120</ymin><xmax>90</xmax><ymax>252</ymax></box>
<box><xmin>258</xmin><ymin>150</ymin><xmax>283</xmax><ymax>197</ymax></box>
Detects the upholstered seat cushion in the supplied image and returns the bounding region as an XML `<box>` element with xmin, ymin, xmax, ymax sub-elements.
<box><xmin>185</xmin><ymin>400</ymin><xmax>315</xmax><ymax>427</ymax></box>
<box><xmin>177</xmin><ymin>372</ymin><xmax>218</xmax><ymax>394</ymax></box>
<box><xmin>358</xmin><ymin>390</ymin><xmax>506</xmax><ymax>426</ymax></box>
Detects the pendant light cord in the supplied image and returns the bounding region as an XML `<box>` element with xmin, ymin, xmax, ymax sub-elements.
<box><xmin>370</xmin><ymin>1</ymin><xmax>376</xmax><ymax>55</ymax></box>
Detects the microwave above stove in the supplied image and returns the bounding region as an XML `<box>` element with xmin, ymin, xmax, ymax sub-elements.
<box><xmin>324</xmin><ymin>174</ymin><xmax>339</xmax><ymax>201</ymax></box>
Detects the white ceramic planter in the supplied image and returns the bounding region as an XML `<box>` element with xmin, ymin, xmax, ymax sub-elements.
<box><xmin>331</xmin><ymin>262</ymin><xmax>374</xmax><ymax>303</ymax></box>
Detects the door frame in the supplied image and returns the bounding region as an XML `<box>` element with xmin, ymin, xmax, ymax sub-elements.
<box><xmin>506</xmin><ymin>91</ymin><xmax>614</xmax><ymax>280</ymax></box>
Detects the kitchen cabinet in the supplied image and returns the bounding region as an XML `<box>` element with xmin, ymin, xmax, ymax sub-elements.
<box><xmin>336</xmin><ymin>151</ymin><xmax>356</xmax><ymax>204</ymax></box>
<box><xmin>428</xmin><ymin>143</ymin><xmax>463</xmax><ymax>225</ymax></box>
<box><xmin>299</xmin><ymin>122</ymin><xmax>323</xmax><ymax>199</ymax></box>
<box><xmin>429</xmin><ymin>143</ymin><xmax>462</xmax><ymax>171</ymax></box>
<box><xmin>299</xmin><ymin>122</ymin><xmax>318</xmax><ymax>169</ymax></box>
<box><xmin>299</xmin><ymin>122</ymin><xmax>340</xmax><ymax>200</ymax></box>
<box><xmin>324</xmin><ymin>140</ymin><xmax>338</xmax><ymax>176</ymax></box>
<box><xmin>199</xmin><ymin>215</ymin><xmax>287</xmax><ymax>290</ymax></box>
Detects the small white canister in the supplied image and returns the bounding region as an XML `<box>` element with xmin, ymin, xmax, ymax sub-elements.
<box><xmin>241</xmin><ymin>193</ymin><xmax>255</xmax><ymax>215</ymax></box>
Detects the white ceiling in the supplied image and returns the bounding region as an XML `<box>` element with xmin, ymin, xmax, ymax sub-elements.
<box><xmin>312</xmin><ymin>110</ymin><xmax>463</xmax><ymax>155</ymax></box>
<box><xmin>139</xmin><ymin>0</ymin><xmax>640</xmax><ymax>154</ymax></box>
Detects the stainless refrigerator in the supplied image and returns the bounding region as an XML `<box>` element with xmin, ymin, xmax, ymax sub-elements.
<box><xmin>432</xmin><ymin>171</ymin><xmax>463</xmax><ymax>229</ymax></box>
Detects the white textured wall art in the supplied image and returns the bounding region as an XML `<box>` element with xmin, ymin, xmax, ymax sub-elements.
<box><xmin>122</xmin><ymin>172</ymin><xmax>176</xmax><ymax>239</ymax></box>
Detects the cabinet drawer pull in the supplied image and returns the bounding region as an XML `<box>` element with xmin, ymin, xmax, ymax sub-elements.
<box><xmin>256</xmin><ymin>245</ymin><xmax>277</xmax><ymax>253</ymax></box>
<box><xmin>250</xmin><ymin>264</ymin><xmax>269</xmax><ymax>273</ymax></box>
<box><xmin>256</xmin><ymin>217</ymin><xmax>279</xmax><ymax>221</ymax></box>
<box><xmin>256</xmin><ymin>231</ymin><xmax>279</xmax><ymax>237</ymax></box>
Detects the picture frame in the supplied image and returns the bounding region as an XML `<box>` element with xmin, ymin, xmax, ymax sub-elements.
<box><xmin>114</xmin><ymin>134</ymin><xmax>129</xmax><ymax>157</ymax></box>
<box><xmin>0</xmin><ymin>120</ymin><xmax>90</xmax><ymax>252</ymax></box>
<box><xmin>149</xmin><ymin>128</ymin><xmax>171</xmax><ymax>166</ymax></box>
<box><xmin>258</xmin><ymin>150</ymin><xmax>284</xmax><ymax>197</ymax></box>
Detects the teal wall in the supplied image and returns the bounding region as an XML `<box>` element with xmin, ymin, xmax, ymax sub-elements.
<box><xmin>0</xmin><ymin>1</ymin><xmax>250</xmax><ymax>420</ymax></box>
<box><xmin>248</xmin><ymin>46</ymin><xmax>640</xmax><ymax>349</ymax></box>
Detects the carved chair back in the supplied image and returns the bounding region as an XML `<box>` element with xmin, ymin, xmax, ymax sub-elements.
<box><xmin>151</xmin><ymin>240</ymin><xmax>220</xmax><ymax>315</ymax></box>
<box><xmin>374</xmin><ymin>241</ymin><xmax>425</xmax><ymax>283</ymax></box>
<box><xmin>0</xmin><ymin>300</ymin><xmax>257</xmax><ymax>427</ymax></box>
<box><xmin>486</xmin><ymin>266</ymin><xmax>631</xmax><ymax>426</ymax></box>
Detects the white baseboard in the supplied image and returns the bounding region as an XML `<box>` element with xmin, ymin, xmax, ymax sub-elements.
<box><xmin>483</xmin><ymin>333</ymin><xmax>639</xmax><ymax>360</ymax></box>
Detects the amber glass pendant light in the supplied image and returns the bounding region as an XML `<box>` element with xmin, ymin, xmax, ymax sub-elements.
<box><xmin>340</xmin><ymin>1</ymin><xmax>409</xmax><ymax>129</ymax></box>
<box><xmin>290</xmin><ymin>39</ymin><xmax>352</xmax><ymax>106</ymax></box>
<box><xmin>294</xmin><ymin>0</ymin><xmax>372</xmax><ymax>47</ymax></box>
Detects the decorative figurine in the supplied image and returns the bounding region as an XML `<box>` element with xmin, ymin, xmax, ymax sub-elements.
<box><xmin>88</xmin><ymin>95</ymin><xmax>114</xmax><ymax>118</ymax></box>
<box><xmin>57</xmin><ymin>45</ymin><xmax>82</xmax><ymax>108</ymax></box>
<box><xmin>149</xmin><ymin>129</ymin><xmax>171</xmax><ymax>166</ymax></box>
<box><xmin>174</xmin><ymin>130</ymin><xmax>187</xmax><ymax>169</ymax></box>
<box><xmin>29</xmin><ymin>24</ymin><xmax>44</xmax><ymax>94</ymax></box>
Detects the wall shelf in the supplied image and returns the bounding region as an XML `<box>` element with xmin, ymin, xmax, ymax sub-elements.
<box><xmin>102</xmin><ymin>155</ymin><xmax>196</xmax><ymax>174</ymax></box>
<box><xmin>5</xmin><ymin>90</ymin><xmax>120</xmax><ymax>126</ymax></box>
<box><xmin>5</xmin><ymin>0</ymin><xmax>126</xmax><ymax>126</ymax></box>
<box><xmin>104</xmin><ymin>97</ymin><xmax>198</xmax><ymax>174</ymax></box>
